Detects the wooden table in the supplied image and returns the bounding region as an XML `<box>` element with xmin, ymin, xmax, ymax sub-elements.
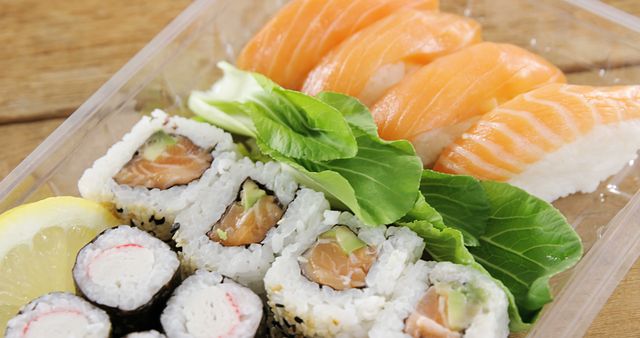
<box><xmin>1</xmin><ymin>0</ymin><xmax>639</xmax><ymax>336</ymax></box>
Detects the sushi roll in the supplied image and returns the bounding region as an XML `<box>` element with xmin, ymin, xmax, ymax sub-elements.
<box><xmin>369</xmin><ymin>261</ymin><xmax>509</xmax><ymax>338</ymax></box>
<box><xmin>264</xmin><ymin>212</ymin><xmax>425</xmax><ymax>337</ymax></box>
<box><xmin>4</xmin><ymin>292</ymin><xmax>111</xmax><ymax>338</ymax></box>
<box><xmin>303</xmin><ymin>9</ymin><xmax>481</xmax><ymax>105</ymax></box>
<box><xmin>78</xmin><ymin>109</ymin><xmax>235</xmax><ymax>240</ymax></box>
<box><xmin>371</xmin><ymin>42</ymin><xmax>566</xmax><ymax>166</ymax></box>
<box><xmin>434</xmin><ymin>84</ymin><xmax>640</xmax><ymax>201</ymax></box>
<box><xmin>72</xmin><ymin>225</ymin><xmax>180</xmax><ymax>334</ymax></box>
<box><xmin>174</xmin><ymin>158</ymin><xmax>328</xmax><ymax>293</ymax></box>
<box><xmin>124</xmin><ymin>330</ymin><xmax>166</xmax><ymax>338</ymax></box>
<box><xmin>236</xmin><ymin>0</ymin><xmax>438</xmax><ymax>90</ymax></box>
<box><xmin>160</xmin><ymin>270</ymin><xmax>262</xmax><ymax>338</ymax></box>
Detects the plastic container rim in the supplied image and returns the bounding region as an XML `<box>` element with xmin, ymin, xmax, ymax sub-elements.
<box><xmin>0</xmin><ymin>0</ymin><xmax>218</xmax><ymax>205</ymax></box>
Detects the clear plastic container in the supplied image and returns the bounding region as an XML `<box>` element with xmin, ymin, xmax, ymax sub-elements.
<box><xmin>1</xmin><ymin>0</ymin><xmax>640</xmax><ymax>337</ymax></box>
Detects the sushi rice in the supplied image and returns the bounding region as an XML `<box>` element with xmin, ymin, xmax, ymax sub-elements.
<box><xmin>435</xmin><ymin>84</ymin><xmax>640</xmax><ymax>201</ymax></box>
<box><xmin>432</xmin><ymin>262</ymin><xmax>510</xmax><ymax>338</ymax></box>
<box><xmin>2</xmin><ymin>1</ymin><xmax>604</xmax><ymax>336</ymax></box>
<box><xmin>4</xmin><ymin>293</ymin><xmax>111</xmax><ymax>338</ymax></box>
<box><xmin>510</xmin><ymin>121</ymin><xmax>640</xmax><ymax>201</ymax></box>
<box><xmin>175</xmin><ymin>157</ymin><xmax>327</xmax><ymax>293</ymax></box>
<box><xmin>78</xmin><ymin>109</ymin><xmax>235</xmax><ymax>240</ymax></box>
<box><xmin>370</xmin><ymin>261</ymin><xmax>509</xmax><ymax>338</ymax></box>
<box><xmin>124</xmin><ymin>330</ymin><xmax>166</xmax><ymax>338</ymax></box>
<box><xmin>264</xmin><ymin>211</ymin><xmax>425</xmax><ymax>337</ymax></box>
<box><xmin>161</xmin><ymin>270</ymin><xmax>263</xmax><ymax>338</ymax></box>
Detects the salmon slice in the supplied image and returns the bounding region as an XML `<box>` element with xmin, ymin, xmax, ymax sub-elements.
<box><xmin>434</xmin><ymin>84</ymin><xmax>640</xmax><ymax>201</ymax></box>
<box><xmin>300</xmin><ymin>227</ymin><xmax>377</xmax><ymax>290</ymax></box>
<box><xmin>371</xmin><ymin>42</ymin><xmax>566</xmax><ymax>166</ymax></box>
<box><xmin>236</xmin><ymin>0</ymin><xmax>438</xmax><ymax>90</ymax></box>
<box><xmin>404</xmin><ymin>287</ymin><xmax>461</xmax><ymax>338</ymax></box>
<box><xmin>114</xmin><ymin>133</ymin><xmax>213</xmax><ymax>190</ymax></box>
<box><xmin>303</xmin><ymin>9</ymin><xmax>481</xmax><ymax>106</ymax></box>
<box><xmin>209</xmin><ymin>195</ymin><xmax>284</xmax><ymax>247</ymax></box>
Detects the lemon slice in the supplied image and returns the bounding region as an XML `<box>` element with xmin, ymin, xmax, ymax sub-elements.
<box><xmin>0</xmin><ymin>196</ymin><xmax>121</xmax><ymax>332</ymax></box>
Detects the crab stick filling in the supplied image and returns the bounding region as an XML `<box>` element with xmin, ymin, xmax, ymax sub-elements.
<box><xmin>300</xmin><ymin>226</ymin><xmax>377</xmax><ymax>290</ymax></box>
<box><xmin>87</xmin><ymin>243</ymin><xmax>154</xmax><ymax>288</ymax></box>
<box><xmin>20</xmin><ymin>310</ymin><xmax>91</xmax><ymax>338</ymax></box>
<box><xmin>114</xmin><ymin>131</ymin><xmax>213</xmax><ymax>190</ymax></box>
<box><xmin>180</xmin><ymin>283</ymin><xmax>247</xmax><ymax>337</ymax></box>
<box><xmin>208</xmin><ymin>179</ymin><xmax>284</xmax><ymax>246</ymax></box>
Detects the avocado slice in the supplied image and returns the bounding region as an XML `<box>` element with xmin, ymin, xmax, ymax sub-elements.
<box><xmin>319</xmin><ymin>226</ymin><xmax>367</xmax><ymax>255</ymax></box>
<box><xmin>445</xmin><ymin>289</ymin><xmax>470</xmax><ymax>331</ymax></box>
<box><xmin>433</xmin><ymin>282</ymin><xmax>482</xmax><ymax>332</ymax></box>
<box><xmin>216</xmin><ymin>229</ymin><xmax>228</xmax><ymax>240</ymax></box>
<box><xmin>319</xmin><ymin>228</ymin><xmax>337</xmax><ymax>240</ymax></box>
<box><xmin>240</xmin><ymin>180</ymin><xmax>267</xmax><ymax>211</ymax></box>
<box><xmin>142</xmin><ymin>131</ymin><xmax>177</xmax><ymax>161</ymax></box>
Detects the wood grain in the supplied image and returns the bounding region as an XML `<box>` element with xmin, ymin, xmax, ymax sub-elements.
<box><xmin>0</xmin><ymin>0</ymin><xmax>639</xmax><ymax>337</ymax></box>
<box><xmin>586</xmin><ymin>267</ymin><xmax>640</xmax><ymax>337</ymax></box>
<box><xmin>0</xmin><ymin>119</ymin><xmax>65</xmax><ymax>179</ymax></box>
<box><xmin>602</xmin><ymin>0</ymin><xmax>639</xmax><ymax>12</ymax></box>
<box><xmin>0</xmin><ymin>0</ymin><xmax>190</xmax><ymax>124</ymax></box>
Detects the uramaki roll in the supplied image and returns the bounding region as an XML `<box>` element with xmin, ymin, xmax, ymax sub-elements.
<box><xmin>174</xmin><ymin>158</ymin><xmax>330</xmax><ymax>293</ymax></box>
<box><xmin>264</xmin><ymin>211</ymin><xmax>425</xmax><ymax>337</ymax></box>
<box><xmin>369</xmin><ymin>261</ymin><xmax>510</xmax><ymax>338</ymax></box>
<box><xmin>78</xmin><ymin>109</ymin><xmax>235</xmax><ymax>240</ymax></box>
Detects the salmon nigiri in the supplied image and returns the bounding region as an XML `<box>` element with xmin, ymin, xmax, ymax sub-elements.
<box><xmin>236</xmin><ymin>0</ymin><xmax>438</xmax><ymax>90</ymax></box>
<box><xmin>434</xmin><ymin>84</ymin><xmax>640</xmax><ymax>201</ymax></box>
<box><xmin>303</xmin><ymin>9</ymin><xmax>481</xmax><ymax>106</ymax></box>
<box><xmin>371</xmin><ymin>42</ymin><xmax>566</xmax><ymax>166</ymax></box>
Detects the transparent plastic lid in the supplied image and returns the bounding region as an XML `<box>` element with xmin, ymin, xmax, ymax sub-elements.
<box><xmin>1</xmin><ymin>0</ymin><xmax>639</xmax><ymax>337</ymax></box>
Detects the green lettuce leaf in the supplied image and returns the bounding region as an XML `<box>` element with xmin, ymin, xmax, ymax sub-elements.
<box><xmin>399</xmin><ymin>218</ymin><xmax>531</xmax><ymax>332</ymax></box>
<box><xmin>401</xmin><ymin>220</ymin><xmax>473</xmax><ymax>264</ymax></box>
<box><xmin>469</xmin><ymin>181</ymin><xmax>583</xmax><ymax>324</ymax></box>
<box><xmin>252</xmin><ymin>89</ymin><xmax>358</xmax><ymax>160</ymax></box>
<box><xmin>469</xmin><ymin>261</ymin><xmax>533</xmax><ymax>332</ymax></box>
<box><xmin>190</xmin><ymin>63</ymin><xmax>422</xmax><ymax>226</ymax></box>
<box><xmin>402</xmin><ymin>174</ymin><xmax>582</xmax><ymax>331</ymax></box>
<box><xmin>236</xmin><ymin>139</ymin><xmax>272</xmax><ymax>163</ymax></box>
<box><xmin>315</xmin><ymin>92</ymin><xmax>379</xmax><ymax>137</ymax></box>
<box><xmin>189</xmin><ymin>62</ymin><xmax>357</xmax><ymax>161</ymax></box>
<box><xmin>420</xmin><ymin>170</ymin><xmax>490</xmax><ymax>246</ymax></box>
<box><xmin>188</xmin><ymin>63</ymin><xmax>262</xmax><ymax>137</ymax></box>
<box><xmin>400</xmin><ymin>194</ymin><xmax>446</xmax><ymax>227</ymax></box>
<box><xmin>267</xmin><ymin>127</ymin><xmax>422</xmax><ymax>225</ymax></box>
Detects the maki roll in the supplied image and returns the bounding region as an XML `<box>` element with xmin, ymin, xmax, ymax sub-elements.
<box><xmin>369</xmin><ymin>261</ymin><xmax>509</xmax><ymax>338</ymax></box>
<box><xmin>161</xmin><ymin>270</ymin><xmax>262</xmax><ymax>338</ymax></box>
<box><xmin>174</xmin><ymin>159</ymin><xmax>328</xmax><ymax>292</ymax></box>
<box><xmin>124</xmin><ymin>330</ymin><xmax>166</xmax><ymax>338</ymax></box>
<box><xmin>72</xmin><ymin>226</ymin><xmax>180</xmax><ymax>334</ymax></box>
<box><xmin>4</xmin><ymin>292</ymin><xmax>111</xmax><ymax>338</ymax></box>
<box><xmin>264</xmin><ymin>212</ymin><xmax>424</xmax><ymax>337</ymax></box>
<box><xmin>78</xmin><ymin>109</ymin><xmax>235</xmax><ymax>240</ymax></box>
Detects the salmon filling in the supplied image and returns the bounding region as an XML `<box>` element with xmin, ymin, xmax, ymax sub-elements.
<box><xmin>300</xmin><ymin>226</ymin><xmax>377</xmax><ymax>291</ymax></box>
<box><xmin>114</xmin><ymin>131</ymin><xmax>213</xmax><ymax>190</ymax></box>
<box><xmin>404</xmin><ymin>285</ymin><xmax>479</xmax><ymax>338</ymax></box>
<box><xmin>208</xmin><ymin>180</ymin><xmax>284</xmax><ymax>246</ymax></box>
